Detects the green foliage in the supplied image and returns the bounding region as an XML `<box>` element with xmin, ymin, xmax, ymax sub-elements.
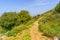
<box><xmin>38</xmin><ymin>3</ymin><xmax>60</xmax><ymax>37</ymax></box>
<box><xmin>38</xmin><ymin>9</ymin><xmax>60</xmax><ymax>37</ymax></box>
<box><xmin>4</xmin><ymin>30</ymin><xmax>31</xmax><ymax>40</ymax></box>
<box><xmin>0</xmin><ymin>26</ymin><xmax>7</xmax><ymax>34</ymax></box>
<box><xmin>22</xmin><ymin>32</ymin><xmax>31</xmax><ymax>40</ymax></box>
<box><xmin>18</xmin><ymin>10</ymin><xmax>32</xmax><ymax>24</ymax></box>
<box><xmin>0</xmin><ymin>10</ymin><xmax>32</xmax><ymax>31</ymax></box>
<box><xmin>5</xmin><ymin>19</ymin><xmax>36</xmax><ymax>36</ymax></box>
<box><xmin>55</xmin><ymin>2</ymin><xmax>60</xmax><ymax>13</ymax></box>
<box><xmin>33</xmin><ymin>14</ymin><xmax>41</xmax><ymax>20</ymax></box>
<box><xmin>0</xmin><ymin>12</ymin><xmax>20</xmax><ymax>30</ymax></box>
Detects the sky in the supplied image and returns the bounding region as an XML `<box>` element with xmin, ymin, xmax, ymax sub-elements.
<box><xmin>0</xmin><ymin>0</ymin><xmax>60</xmax><ymax>16</ymax></box>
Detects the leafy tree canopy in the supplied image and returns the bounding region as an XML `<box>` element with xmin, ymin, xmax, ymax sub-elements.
<box><xmin>0</xmin><ymin>12</ymin><xmax>20</xmax><ymax>30</ymax></box>
<box><xmin>18</xmin><ymin>10</ymin><xmax>32</xmax><ymax>24</ymax></box>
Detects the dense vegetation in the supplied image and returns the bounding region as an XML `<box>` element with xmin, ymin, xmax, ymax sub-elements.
<box><xmin>38</xmin><ymin>2</ymin><xmax>60</xmax><ymax>37</ymax></box>
<box><xmin>18</xmin><ymin>10</ymin><xmax>32</xmax><ymax>24</ymax></box>
<box><xmin>55</xmin><ymin>2</ymin><xmax>60</xmax><ymax>13</ymax></box>
<box><xmin>0</xmin><ymin>10</ymin><xmax>32</xmax><ymax>33</ymax></box>
<box><xmin>5</xmin><ymin>19</ymin><xmax>36</xmax><ymax>36</ymax></box>
<box><xmin>0</xmin><ymin>12</ymin><xmax>19</xmax><ymax>30</ymax></box>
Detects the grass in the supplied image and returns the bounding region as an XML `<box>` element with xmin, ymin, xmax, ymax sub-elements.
<box><xmin>5</xmin><ymin>19</ymin><xmax>36</xmax><ymax>36</ymax></box>
<box><xmin>22</xmin><ymin>31</ymin><xmax>31</xmax><ymax>40</ymax></box>
<box><xmin>3</xmin><ymin>18</ymin><xmax>38</xmax><ymax>40</ymax></box>
<box><xmin>3</xmin><ymin>29</ymin><xmax>31</xmax><ymax>40</ymax></box>
<box><xmin>18</xmin><ymin>30</ymin><xmax>31</xmax><ymax>40</ymax></box>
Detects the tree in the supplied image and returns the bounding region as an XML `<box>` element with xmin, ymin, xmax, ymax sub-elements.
<box><xmin>18</xmin><ymin>10</ymin><xmax>32</xmax><ymax>24</ymax></box>
<box><xmin>0</xmin><ymin>12</ymin><xmax>20</xmax><ymax>30</ymax></box>
<box><xmin>33</xmin><ymin>14</ymin><xmax>41</xmax><ymax>20</ymax></box>
<box><xmin>55</xmin><ymin>2</ymin><xmax>60</xmax><ymax>13</ymax></box>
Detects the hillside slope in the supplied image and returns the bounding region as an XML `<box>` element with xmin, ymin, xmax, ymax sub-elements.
<box><xmin>2</xmin><ymin>19</ymin><xmax>52</xmax><ymax>40</ymax></box>
<box><xmin>29</xmin><ymin>20</ymin><xmax>51</xmax><ymax>40</ymax></box>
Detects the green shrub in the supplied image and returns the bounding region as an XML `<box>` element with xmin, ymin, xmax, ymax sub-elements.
<box><xmin>18</xmin><ymin>10</ymin><xmax>32</xmax><ymax>24</ymax></box>
<box><xmin>0</xmin><ymin>12</ymin><xmax>20</xmax><ymax>30</ymax></box>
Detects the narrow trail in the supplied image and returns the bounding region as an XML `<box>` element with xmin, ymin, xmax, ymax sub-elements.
<box><xmin>29</xmin><ymin>20</ymin><xmax>51</xmax><ymax>40</ymax></box>
<box><xmin>29</xmin><ymin>21</ymin><xmax>40</xmax><ymax>40</ymax></box>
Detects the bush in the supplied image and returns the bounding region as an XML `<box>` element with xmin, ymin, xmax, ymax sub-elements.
<box><xmin>18</xmin><ymin>10</ymin><xmax>32</xmax><ymax>24</ymax></box>
<box><xmin>0</xmin><ymin>12</ymin><xmax>20</xmax><ymax>30</ymax></box>
<box><xmin>0</xmin><ymin>10</ymin><xmax>32</xmax><ymax>30</ymax></box>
